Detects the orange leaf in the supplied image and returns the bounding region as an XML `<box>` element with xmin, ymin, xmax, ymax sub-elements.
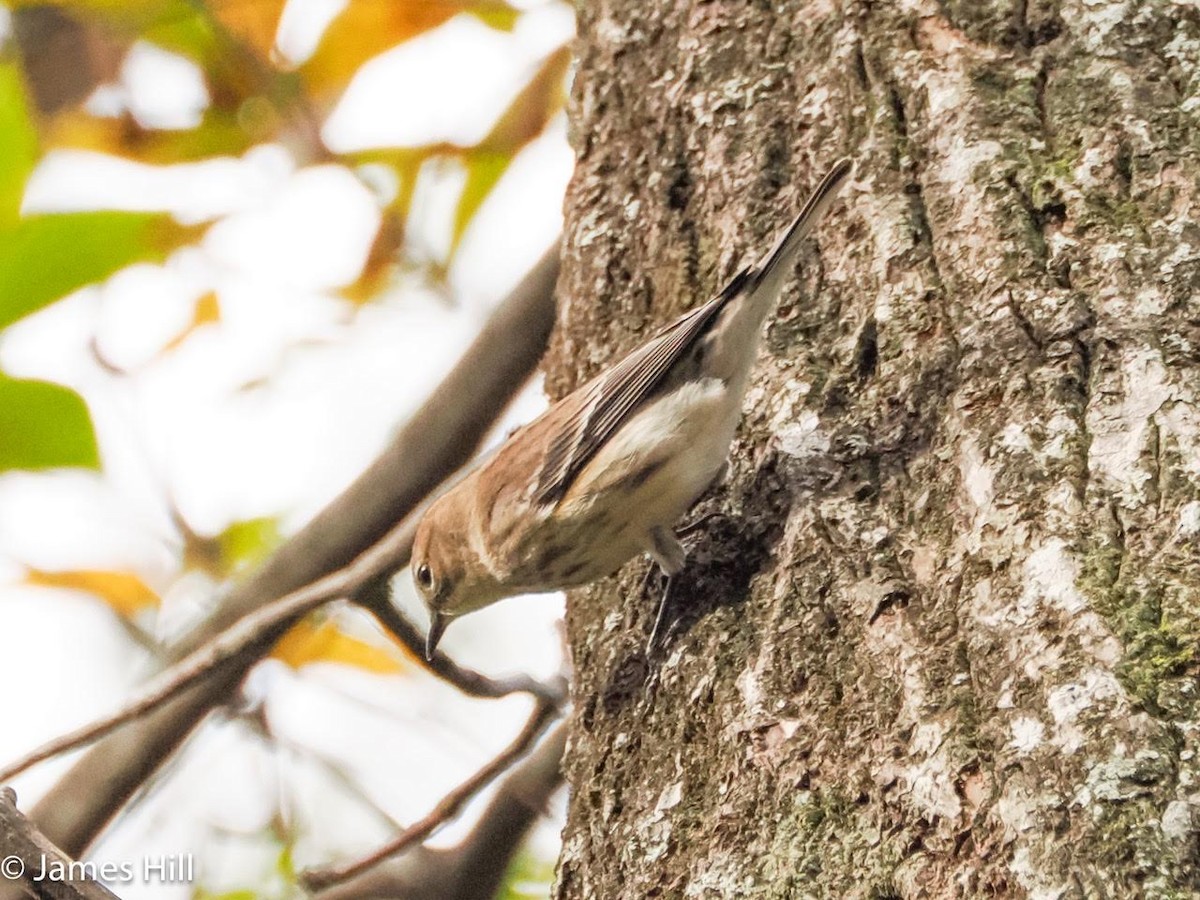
<box><xmin>479</xmin><ymin>44</ymin><xmax>570</xmax><ymax>152</ymax></box>
<box><xmin>46</xmin><ymin>108</ymin><xmax>255</xmax><ymax>164</ymax></box>
<box><xmin>300</xmin><ymin>0</ymin><xmax>519</xmax><ymax>99</ymax></box>
<box><xmin>207</xmin><ymin>0</ymin><xmax>288</xmax><ymax>59</ymax></box>
<box><xmin>26</xmin><ymin>568</ymin><xmax>160</xmax><ymax>616</ymax></box>
<box><xmin>340</xmin><ymin>214</ymin><xmax>404</xmax><ymax>304</ymax></box>
<box><xmin>272</xmin><ymin>619</ymin><xmax>404</xmax><ymax>674</ymax></box>
<box><xmin>161</xmin><ymin>291</ymin><xmax>221</xmax><ymax>354</ymax></box>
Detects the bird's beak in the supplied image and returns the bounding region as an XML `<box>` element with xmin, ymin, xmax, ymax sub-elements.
<box><xmin>425</xmin><ymin>611</ymin><xmax>449</xmax><ymax>661</ymax></box>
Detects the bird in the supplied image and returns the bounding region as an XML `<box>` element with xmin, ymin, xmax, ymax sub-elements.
<box><xmin>412</xmin><ymin>157</ymin><xmax>853</xmax><ymax>659</ymax></box>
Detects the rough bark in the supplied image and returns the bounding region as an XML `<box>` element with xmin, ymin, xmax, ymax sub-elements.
<box><xmin>551</xmin><ymin>1</ymin><xmax>1200</xmax><ymax>897</ymax></box>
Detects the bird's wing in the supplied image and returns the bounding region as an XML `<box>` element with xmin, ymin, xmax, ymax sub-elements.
<box><xmin>533</xmin><ymin>157</ymin><xmax>853</xmax><ymax>508</ymax></box>
<box><xmin>533</xmin><ymin>269</ymin><xmax>749</xmax><ymax>508</ymax></box>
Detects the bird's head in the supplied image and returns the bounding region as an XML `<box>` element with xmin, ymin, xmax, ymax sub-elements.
<box><xmin>411</xmin><ymin>488</ymin><xmax>506</xmax><ymax>660</ymax></box>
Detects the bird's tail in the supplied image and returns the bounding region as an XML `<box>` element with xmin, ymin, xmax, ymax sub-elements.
<box><xmin>750</xmin><ymin>157</ymin><xmax>853</xmax><ymax>295</ymax></box>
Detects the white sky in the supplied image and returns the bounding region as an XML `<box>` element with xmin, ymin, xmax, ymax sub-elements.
<box><xmin>0</xmin><ymin>2</ymin><xmax>574</xmax><ymax>894</ymax></box>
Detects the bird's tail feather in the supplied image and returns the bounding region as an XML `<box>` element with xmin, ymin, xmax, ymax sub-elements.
<box><xmin>751</xmin><ymin>157</ymin><xmax>853</xmax><ymax>293</ymax></box>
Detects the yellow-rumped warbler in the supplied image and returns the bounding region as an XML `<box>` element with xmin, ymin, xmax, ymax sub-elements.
<box><xmin>413</xmin><ymin>158</ymin><xmax>852</xmax><ymax>658</ymax></box>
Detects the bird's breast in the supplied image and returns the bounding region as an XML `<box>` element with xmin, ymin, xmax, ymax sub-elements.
<box><xmin>485</xmin><ymin>378</ymin><xmax>742</xmax><ymax>593</ymax></box>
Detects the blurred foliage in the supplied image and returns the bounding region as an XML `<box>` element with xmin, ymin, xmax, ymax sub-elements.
<box><xmin>271</xmin><ymin>616</ymin><xmax>404</xmax><ymax>673</ymax></box>
<box><xmin>24</xmin><ymin>567</ymin><xmax>160</xmax><ymax>614</ymax></box>
<box><xmin>174</xmin><ymin>510</ymin><xmax>285</xmax><ymax>579</ymax></box>
<box><xmin>161</xmin><ymin>289</ymin><xmax>221</xmax><ymax>352</ymax></box>
<box><xmin>0</xmin><ymin>0</ymin><xmax>568</xmax><ymax>640</ymax></box>
<box><xmin>0</xmin><ymin>209</ymin><xmax>200</xmax><ymax>329</ymax></box>
<box><xmin>0</xmin><ymin>59</ymin><xmax>37</xmax><ymax>222</ymax></box>
<box><xmin>1</xmin><ymin>2</ymin><xmax>567</xmax><ymax>893</ymax></box>
<box><xmin>211</xmin><ymin>514</ymin><xmax>282</xmax><ymax>575</ymax></box>
<box><xmin>0</xmin><ymin>0</ymin><xmax>568</xmax><ymax>472</ymax></box>
<box><xmin>0</xmin><ymin>371</ymin><xmax>99</xmax><ymax>467</ymax></box>
<box><xmin>498</xmin><ymin>851</ymin><xmax>557</xmax><ymax>899</ymax></box>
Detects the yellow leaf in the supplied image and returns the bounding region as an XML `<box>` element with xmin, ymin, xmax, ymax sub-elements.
<box><xmin>300</xmin><ymin>0</ymin><xmax>519</xmax><ymax>98</ymax></box>
<box><xmin>46</xmin><ymin>109</ymin><xmax>255</xmax><ymax>165</ymax></box>
<box><xmin>479</xmin><ymin>44</ymin><xmax>569</xmax><ymax>152</ymax></box>
<box><xmin>26</xmin><ymin>568</ymin><xmax>160</xmax><ymax>616</ymax></box>
<box><xmin>194</xmin><ymin>290</ymin><xmax>221</xmax><ymax>324</ymax></box>
<box><xmin>340</xmin><ymin>214</ymin><xmax>404</xmax><ymax>303</ymax></box>
<box><xmin>45</xmin><ymin>110</ymin><xmax>140</xmax><ymax>156</ymax></box>
<box><xmin>216</xmin><ymin>516</ymin><xmax>281</xmax><ymax>575</ymax></box>
<box><xmin>161</xmin><ymin>291</ymin><xmax>220</xmax><ymax>353</ymax></box>
<box><xmin>207</xmin><ymin>0</ymin><xmax>288</xmax><ymax>59</ymax></box>
<box><xmin>178</xmin><ymin>513</ymin><xmax>280</xmax><ymax>578</ymax></box>
<box><xmin>272</xmin><ymin>619</ymin><xmax>404</xmax><ymax>674</ymax></box>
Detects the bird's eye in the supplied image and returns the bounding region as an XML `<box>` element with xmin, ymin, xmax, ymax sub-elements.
<box><xmin>415</xmin><ymin>563</ymin><xmax>434</xmax><ymax>591</ymax></box>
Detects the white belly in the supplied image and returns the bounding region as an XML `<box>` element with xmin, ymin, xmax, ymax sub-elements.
<box><xmin>561</xmin><ymin>377</ymin><xmax>738</xmax><ymax>537</ymax></box>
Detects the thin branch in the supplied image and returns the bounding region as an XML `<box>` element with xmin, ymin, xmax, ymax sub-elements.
<box><xmin>0</xmin><ymin>520</ymin><xmax>409</xmax><ymax>785</ymax></box>
<box><xmin>0</xmin><ymin>561</ymin><xmax>353</xmax><ymax>785</ymax></box>
<box><xmin>30</xmin><ymin>245</ymin><xmax>560</xmax><ymax>857</ymax></box>
<box><xmin>0</xmin><ymin>788</ymin><xmax>121</xmax><ymax>900</ymax></box>
<box><xmin>0</xmin><ymin>528</ymin><xmax>562</xmax><ymax>786</ymax></box>
<box><xmin>432</xmin><ymin>720</ymin><xmax>568</xmax><ymax>900</ymax></box>
<box><xmin>299</xmin><ymin>700</ymin><xmax>560</xmax><ymax>893</ymax></box>
<box><xmin>310</xmin><ymin>722</ymin><xmax>568</xmax><ymax>900</ymax></box>
<box><xmin>354</xmin><ymin>575</ymin><xmax>568</xmax><ymax>706</ymax></box>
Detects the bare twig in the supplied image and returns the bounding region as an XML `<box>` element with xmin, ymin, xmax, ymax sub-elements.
<box><xmin>354</xmin><ymin>575</ymin><xmax>567</xmax><ymax>706</ymax></box>
<box><xmin>0</xmin><ymin>517</ymin><xmax>562</xmax><ymax>785</ymax></box>
<box><xmin>0</xmin><ymin>788</ymin><xmax>120</xmax><ymax>900</ymax></box>
<box><xmin>28</xmin><ymin>245</ymin><xmax>560</xmax><ymax>858</ymax></box>
<box><xmin>0</xmin><ymin>522</ymin><xmax>404</xmax><ymax>784</ymax></box>
<box><xmin>310</xmin><ymin>722</ymin><xmax>568</xmax><ymax>900</ymax></box>
<box><xmin>431</xmin><ymin>720</ymin><xmax>568</xmax><ymax>900</ymax></box>
<box><xmin>300</xmin><ymin>700</ymin><xmax>561</xmax><ymax>893</ymax></box>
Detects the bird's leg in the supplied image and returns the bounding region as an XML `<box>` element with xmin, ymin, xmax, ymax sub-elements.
<box><xmin>676</xmin><ymin>510</ymin><xmax>726</xmax><ymax>540</ymax></box>
<box><xmin>645</xmin><ymin>526</ymin><xmax>686</xmax><ymax>653</ymax></box>
<box><xmin>649</xmin><ymin>525</ymin><xmax>687</xmax><ymax>574</ymax></box>
<box><xmin>647</xmin><ymin>576</ymin><xmax>677</xmax><ymax>655</ymax></box>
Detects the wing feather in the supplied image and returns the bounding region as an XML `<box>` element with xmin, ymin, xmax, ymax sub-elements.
<box><xmin>532</xmin><ymin>155</ymin><xmax>852</xmax><ymax>508</ymax></box>
<box><xmin>533</xmin><ymin>268</ymin><xmax>749</xmax><ymax>506</ymax></box>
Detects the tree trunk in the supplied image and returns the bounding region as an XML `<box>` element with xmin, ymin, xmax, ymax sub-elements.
<box><xmin>549</xmin><ymin>1</ymin><xmax>1200</xmax><ymax>896</ymax></box>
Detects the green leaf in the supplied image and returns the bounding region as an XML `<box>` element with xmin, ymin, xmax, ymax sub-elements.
<box><xmin>0</xmin><ymin>373</ymin><xmax>99</xmax><ymax>470</ymax></box>
<box><xmin>0</xmin><ymin>61</ymin><xmax>39</xmax><ymax>228</ymax></box>
<box><xmin>448</xmin><ymin>45</ymin><xmax>569</xmax><ymax>255</ymax></box>
<box><xmin>469</xmin><ymin>2</ymin><xmax>521</xmax><ymax>32</ymax></box>
<box><xmin>45</xmin><ymin>0</ymin><xmax>193</xmax><ymax>30</ymax></box>
<box><xmin>451</xmin><ymin>150</ymin><xmax>511</xmax><ymax>254</ymax></box>
<box><xmin>0</xmin><ymin>211</ymin><xmax>198</xmax><ymax>330</ymax></box>
<box><xmin>497</xmin><ymin>851</ymin><xmax>555</xmax><ymax>900</ymax></box>
<box><xmin>141</xmin><ymin>9</ymin><xmax>222</xmax><ymax>70</ymax></box>
<box><xmin>217</xmin><ymin>516</ymin><xmax>282</xmax><ymax>575</ymax></box>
